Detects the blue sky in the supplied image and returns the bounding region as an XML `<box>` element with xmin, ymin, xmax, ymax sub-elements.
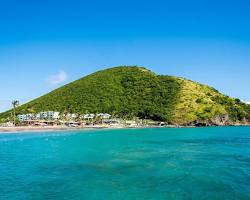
<box><xmin>0</xmin><ymin>0</ymin><xmax>250</xmax><ymax>112</ymax></box>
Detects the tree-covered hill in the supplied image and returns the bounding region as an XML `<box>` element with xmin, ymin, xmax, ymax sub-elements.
<box><xmin>1</xmin><ymin>66</ymin><xmax>250</xmax><ymax>125</ymax></box>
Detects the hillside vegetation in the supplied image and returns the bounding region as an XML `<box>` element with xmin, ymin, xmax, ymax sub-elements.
<box><xmin>1</xmin><ymin>66</ymin><xmax>250</xmax><ymax>125</ymax></box>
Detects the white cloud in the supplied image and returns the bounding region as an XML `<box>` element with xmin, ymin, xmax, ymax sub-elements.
<box><xmin>47</xmin><ymin>71</ymin><xmax>68</xmax><ymax>86</ymax></box>
<box><xmin>241</xmin><ymin>100</ymin><xmax>250</xmax><ymax>105</ymax></box>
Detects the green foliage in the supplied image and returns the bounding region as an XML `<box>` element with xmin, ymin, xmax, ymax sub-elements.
<box><xmin>0</xmin><ymin>66</ymin><xmax>249</xmax><ymax>124</ymax></box>
<box><xmin>196</xmin><ymin>98</ymin><xmax>203</xmax><ymax>104</ymax></box>
<box><xmin>211</xmin><ymin>95</ymin><xmax>250</xmax><ymax>121</ymax></box>
<box><xmin>0</xmin><ymin>66</ymin><xmax>181</xmax><ymax>123</ymax></box>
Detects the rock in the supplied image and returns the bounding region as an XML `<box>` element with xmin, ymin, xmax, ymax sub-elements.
<box><xmin>212</xmin><ymin>114</ymin><xmax>229</xmax><ymax>126</ymax></box>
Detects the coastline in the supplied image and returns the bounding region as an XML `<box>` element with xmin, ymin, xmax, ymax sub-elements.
<box><xmin>1</xmin><ymin>124</ymin><xmax>249</xmax><ymax>134</ymax></box>
<box><xmin>0</xmin><ymin>125</ymin><xmax>127</xmax><ymax>134</ymax></box>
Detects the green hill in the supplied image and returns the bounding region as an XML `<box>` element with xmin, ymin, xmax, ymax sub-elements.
<box><xmin>1</xmin><ymin>66</ymin><xmax>250</xmax><ymax>125</ymax></box>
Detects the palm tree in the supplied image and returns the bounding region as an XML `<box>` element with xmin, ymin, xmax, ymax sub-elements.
<box><xmin>12</xmin><ymin>100</ymin><xmax>19</xmax><ymax>126</ymax></box>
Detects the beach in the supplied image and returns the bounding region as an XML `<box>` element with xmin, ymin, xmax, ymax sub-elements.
<box><xmin>1</xmin><ymin>124</ymin><xmax>249</xmax><ymax>134</ymax></box>
<box><xmin>0</xmin><ymin>124</ymin><xmax>127</xmax><ymax>133</ymax></box>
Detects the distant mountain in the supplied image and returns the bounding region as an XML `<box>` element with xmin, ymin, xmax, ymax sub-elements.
<box><xmin>1</xmin><ymin>66</ymin><xmax>250</xmax><ymax>125</ymax></box>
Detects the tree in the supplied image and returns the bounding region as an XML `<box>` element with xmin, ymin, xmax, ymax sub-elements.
<box><xmin>12</xmin><ymin>100</ymin><xmax>19</xmax><ymax>126</ymax></box>
<box><xmin>235</xmin><ymin>98</ymin><xmax>241</xmax><ymax>104</ymax></box>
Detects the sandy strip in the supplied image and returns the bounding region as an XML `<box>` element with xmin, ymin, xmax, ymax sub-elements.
<box><xmin>1</xmin><ymin>124</ymin><xmax>249</xmax><ymax>134</ymax></box>
<box><xmin>0</xmin><ymin>125</ymin><xmax>127</xmax><ymax>134</ymax></box>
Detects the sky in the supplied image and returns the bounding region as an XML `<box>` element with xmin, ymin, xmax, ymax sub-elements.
<box><xmin>0</xmin><ymin>0</ymin><xmax>250</xmax><ymax>112</ymax></box>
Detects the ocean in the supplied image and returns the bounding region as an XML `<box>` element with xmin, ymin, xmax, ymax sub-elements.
<box><xmin>0</xmin><ymin>127</ymin><xmax>250</xmax><ymax>199</ymax></box>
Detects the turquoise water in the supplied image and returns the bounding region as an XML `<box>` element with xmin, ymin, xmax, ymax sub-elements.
<box><xmin>0</xmin><ymin>127</ymin><xmax>250</xmax><ymax>200</ymax></box>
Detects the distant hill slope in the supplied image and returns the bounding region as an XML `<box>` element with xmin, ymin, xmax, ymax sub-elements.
<box><xmin>1</xmin><ymin>66</ymin><xmax>250</xmax><ymax>125</ymax></box>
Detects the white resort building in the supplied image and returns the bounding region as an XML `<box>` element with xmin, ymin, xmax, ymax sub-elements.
<box><xmin>97</xmin><ymin>113</ymin><xmax>111</xmax><ymax>119</ymax></box>
<box><xmin>18</xmin><ymin>111</ymin><xmax>60</xmax><ymax>122</ymax></box>
<box><xmin>82</xmin><ymin>113</ymin><xmax>95</xmax><ymax>120</ymax></box>
<box><xmin>17</xmin><ymin>114</ymin><xmax>34</xmax><ymax>122</ymax></box>
<box><xmin>16</xmin><ymin>111</ymin><xmax>114</xmax><ymax>127</ymax></box>
<box><xmin>36</xmin><ymin>111</ymin><xmax>60</xmax><ymax>120</ymax></box>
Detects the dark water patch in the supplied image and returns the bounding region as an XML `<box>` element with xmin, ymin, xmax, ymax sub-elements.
<box><xmin>145</xmin><ymin>137</ymin><xmax>250</xmax><ymax>146</ymax></box>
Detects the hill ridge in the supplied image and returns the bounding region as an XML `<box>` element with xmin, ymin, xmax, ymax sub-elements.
<box><xmin>1</xmin><ymin>66</ymin><xmax>250</xmax><ymax>125</ymax></box>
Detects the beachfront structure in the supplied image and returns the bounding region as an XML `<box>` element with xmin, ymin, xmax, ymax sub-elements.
<box><xmin>82</xmin><ymin>114</ymin><xmax>95</xmax><ymax>120</ymax></box>
<box><xmin>102</xmin><ymin>118</ymin><xmax>121</xmax><ymax>124</ymax></box>
<box><xmin>27</xmin><ymin>111</ymin><xmax>60</xmax><ymax>120</ymax></box>
<box><xmin>80</xmin><ymin>113</ymin><xmax>111</xmax><ymax>120</ymax></box>
<box><xmin>97</xmin><ymin>113</ymin><xmax>111</xmax><ymax>119</ymax></box>
<box><xmin>17</xmin><ymin>114</ymin><xmax>34</xmax><ymax>122</ymax></box>
<box><xmin>18</xmin><ymin>111</ymin><xmax>60</xmax><ymax>122</ymax></box>
<box><xmin>65</xmin><ymin>113</ymin><xmax>78</xmax><ymax>120</ymax></box>
<box><xmin>0</xmin><ymin>122</ymin><xmax>14</xmax><ymax>127</ymax></box>
<box><xmin>36</xmin><ymin>112</ymin><xmax>46</xmax><ymax>120</ymax></box>
<box><xmin>36</xmin><ymin>111</ymin><xmax>60</xmax><ymax>120</ymax></box>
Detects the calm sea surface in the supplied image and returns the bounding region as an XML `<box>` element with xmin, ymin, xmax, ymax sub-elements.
<box><xmin>0</xmin><ymin>127</ymin><xmax>250</xmax><ymax>200</ymax></box>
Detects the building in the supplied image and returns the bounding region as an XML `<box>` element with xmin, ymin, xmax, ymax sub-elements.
<box><xmin>102</xmin><ymin>118</ymin><xmax>121</xmax><ymax>124</ymax></box>
<box><xmin>65</xmin><ymin>113</ymin><xmax>78</xmax><ymax>120</ymax></box>
<box><xmin>82</xmin><ymin>113</ymin><xmax>95</xmax><ymax>120</ymax></box>
<box><xmin>35</xmin><ymin>111</ymin><xmax>60</xmax><ymax>120</ymax></box>
<box><xmin>97</xmin><ymin>113</ymin><xmax>111</xmax><ymax>119</ymax></box>
<box><xmin>36</xmin><ymin>112</ymin><xmax>47</xmax><ymax>120</ymax></box>
<box><xmin>17</xmin><ymin>114</ymin><xmax>34</xmax><ymax>122</ymax></box>
<box><xmin>18</xmin><ymin>111</ymin><xmax>59</xmax><ymax>122</ymax></box>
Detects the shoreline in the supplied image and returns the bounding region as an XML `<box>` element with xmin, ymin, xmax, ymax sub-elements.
<box><xmin>0</xmin><ymin>124</ymin><xmax>250</xmax><ymax>134</ymax></box>
<box><xmin>0</xmin><ymin>125</ymin><xmax>127</xmax><ymax>134</ymax></box>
